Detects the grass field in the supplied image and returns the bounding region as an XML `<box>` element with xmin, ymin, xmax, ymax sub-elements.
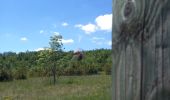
<box><xmin>0</xmin><ymin>75</ymin><xmax>111</xmax><ymax>100</ymax></box>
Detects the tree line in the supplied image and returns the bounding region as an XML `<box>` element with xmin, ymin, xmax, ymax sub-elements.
<box><xmin>0</xmin><ymin>48</ymin><xmax>111</xmax><ymax>82</ymax></box>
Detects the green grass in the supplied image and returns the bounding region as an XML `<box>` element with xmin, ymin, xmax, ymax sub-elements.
<box><xmin>0</xmin><ymin>75</ymin><xmax>111</xmax><ymax>100</ymax></box>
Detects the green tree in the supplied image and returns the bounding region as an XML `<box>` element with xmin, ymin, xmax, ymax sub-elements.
<box><xmin>36</xmin><ymin>50</ymin><xmax>51</xmax><ymax>77</ymax></box>
<box><xmin>36</xmin><ymin>35</ymin><xmax>63</xmax><ymax>84</ymax></box>
<box><xmin>49</xmin><ymin>34</ymin><xmax>63</xmax><ymax>84</ymax></box>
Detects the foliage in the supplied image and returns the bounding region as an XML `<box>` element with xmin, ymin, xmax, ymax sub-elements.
<box><xmin>49</xmin><ymin>35</ymin><xmax>63</xmax><ymax>84</ymax></box>
<box><xmin>13</xmin><ymin>66</ymin><xmax>28</xmax><ymax>80</ymax></box>
<box><xmin>30</xmin><ymin>34</ymin><xmax>64</xmax><ymax>84</ymax></box>
<box><xmin>0</xmin><ymin>67</ymin><xmax>13</xmax><ymax>81</ymax></box>
<box><xmin>0</xmin><ymin>49</ymin><xmax>112</xmax><ymax>81</ymax></box>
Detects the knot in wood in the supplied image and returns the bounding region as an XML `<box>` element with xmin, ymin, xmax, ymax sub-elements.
<box><xmin>123</xmin><ymin>0</ymin><xmax>135</xmax><ymax>19</ymax></box>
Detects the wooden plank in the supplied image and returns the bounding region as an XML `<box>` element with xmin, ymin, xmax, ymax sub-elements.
<box><xmin>113</xmin><ymin>44</ymin><xmax>126</xmax><ymax>100</ymax></box>
<box><xmin>155</xmin><ymin>11</ymin><xmax>163</xmax><ymax>100</ymax></box>
<box><xmin>162</xmin><ymin>2</ymin><xmax>170</xmax><ymax>99</ymax></box>
<box><xmin>112</xmin><ymin>0</ymin><xmax>170</xmax><ymax>100</ymax></box>
<box><xmin>142</xmin><ymin>33</ymin><xmax>157</xmax><ymax>100</ymax></box>
<box><xmin>125</xmin><ymin>41</ymin><xmax>141</xmax><ymax>100</ymax></box>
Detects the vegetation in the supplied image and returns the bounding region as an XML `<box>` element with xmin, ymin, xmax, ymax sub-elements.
<box><xmin>0</xmin><ymin>49</ymin><xmax>111</xmax><ymax>81</ymax></box>
<box><xmin>0</xmin><ymin>34</ymin><xmax>112</xmax><ymax>99</ymax></box>
<box><xmin>0</xmin><ymin>75</ymin><xmax>111</xmax><ymax>100</ymax></box>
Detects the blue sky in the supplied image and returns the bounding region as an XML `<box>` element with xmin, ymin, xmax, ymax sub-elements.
<box><xmin>0</xmin><ymin>0</ymin><xmax>112</xmax><ymax>53</ymax></box>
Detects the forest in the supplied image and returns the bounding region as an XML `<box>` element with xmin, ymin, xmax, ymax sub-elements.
<box><xmin>0</xmin><ymin>48</ymin><xmax>111</xmax><ymax>82</ymax></box>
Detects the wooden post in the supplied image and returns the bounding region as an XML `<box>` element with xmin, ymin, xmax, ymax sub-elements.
<box><xmin>112</xmin><ymin>0</ymin><xmax>170</xmax><ymax>100</ymax></box>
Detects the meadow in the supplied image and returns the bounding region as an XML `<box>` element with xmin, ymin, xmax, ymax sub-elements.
<box><xmin>0</xmin><ymin>75</ymin><xmax>111</xmax><ymax>100</ymax></box>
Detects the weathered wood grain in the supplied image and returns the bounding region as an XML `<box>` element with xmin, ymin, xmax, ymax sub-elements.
<box><xmin>112</xmin><ymin>0</ymin><xmax>170</xmax><ymax>100</ymax></box>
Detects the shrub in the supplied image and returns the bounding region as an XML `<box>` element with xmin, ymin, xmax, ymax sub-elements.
<box><xmin>103</xmin><ymin>64</ymin><xmax>111</xmax><ymax>75</ymax></box>
<box><xmin>0</xmin><ymin>68</ymin><xmax>13</xmax><ymax>81</ymax></box>
<box><xmin>13</xmin><ymin>67</ymin><xmax>28</xmax><ymax>80</ymax></box>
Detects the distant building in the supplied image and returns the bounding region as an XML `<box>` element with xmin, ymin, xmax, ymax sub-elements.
<box><xmin>72</xmin><ymin>49</ymin><xmax>83</xmax><ymax>61</ymax></box>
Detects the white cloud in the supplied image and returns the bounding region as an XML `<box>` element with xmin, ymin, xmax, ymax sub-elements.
<box><xmin>53</xmin><ymin>32</ymin><xmax>60</xmax><ymax>36</ymax></box>
<box><xmin>40</xmin><ymin>30</ymin><xmax>44</xmax><ymax>34</ymax></box>
<box><xmin>75</xmin><ymin>23</ymin><xmax>97</xmax><ymax>34</ymax></box>
<box><xmin>95</xmin><ymin>14</ymin><xmax>112</xmax><ymax>31</ymax></box>
<box><xmin>20</xmin><ymin>37</ymin><xmax>28</xmax><ymax>41</ymax></box>
<box><xmin>34</xmin><ymin>47</ymin><xmax>51</xmax><ymax>51</ymax></box>
<box><xmin>75</xmin><ymin>13</ymin><xmax>112</xmax><ymax>34</ymax></box>
<box><xmin>62</xmin><ymin>22</ymin><xmax>69</xmax><ymax>26</ymax></box>
<box><xmin>82</xmin><ymin>24</ymin><xmax>97</xmax><ymax>34</ymax></box>
<box><xmin>35</xmin><ymin>48</ymin><xmax>45</xmax><ymax>51</ymax></box>
<box><xmin>62</xmin><ymin>39</ymin><xmax>74</xmax><ymax>44</ymax></box>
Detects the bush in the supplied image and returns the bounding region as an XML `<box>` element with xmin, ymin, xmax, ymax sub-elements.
<box><xmin>63</xmin><ymin>61</ymin><xmax>99</xmax><ymax>76</ymax></box>
<box><xmin>103</xmin><ymin>64</ymin><xmax>111</xmax><ymax>75</ymax></box>
<box><xmin>28</xmin><ymin>67</ymin><xmax>49</xmax><ymax>77</ymax></box>
<box><xmin>63</xmin><ymin>66</ymin><xmax>74</xmax><ymax>76</ymax></box>
<box><xmin>87</xmin><ymin>68</ymin><xmax>98</xmax><ymax>75</ymax></box>
<box><xmin>13</xmin><ymin>67</ymin><xmax>28</xmax><ymax>80</ymax></box>
<box><xmin>0</xmin><ymin>68</ymin><xmax>13</xmax><ymax>81</ymax></box>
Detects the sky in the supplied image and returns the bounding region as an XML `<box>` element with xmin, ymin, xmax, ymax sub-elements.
<box><xmin>0</xmin><ymin>0</ymin><xmax>112</xmax><ymax>53</ymax></box>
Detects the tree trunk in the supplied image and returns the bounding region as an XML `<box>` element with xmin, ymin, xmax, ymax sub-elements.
<box><xmin>52</xmin><ymin>63</ymin><xmax>56</xmax><ymax>85</ymax></box>
<box><xmin>112</xmin><ymin>0</ymin><xmax>170</xmax><ymax>100</ymax></box>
